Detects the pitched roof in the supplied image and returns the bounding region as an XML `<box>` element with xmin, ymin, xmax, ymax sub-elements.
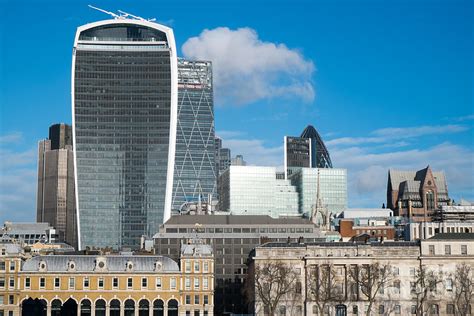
<box><xmin>428</xmin><ymin>233</ymin><xmax>474</xmax><ymax>240</ymax></box>
<box><xmin>388</xmin><ymin>168</ymin><xmax>448</xmax><ymax>194</ymax></box>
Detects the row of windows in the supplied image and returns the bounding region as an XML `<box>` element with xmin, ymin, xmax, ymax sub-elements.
<box><xmin>428</xmin><ymin>244</ymin><xmax>469</xmax><ymax>255</ymax></box>
<box><xmin>165</xmin><ymin>227</ymin><xmax>312</xmax><ymax>234</ymax></box>
<box><xmin>184</xmin><ymin>295</ymin><xmax>210</xmax><ymax>305</ymax></box>
<box><xmin>183</xmin><ymin>260</ymin><xmax>211</xmax><ymax>273</ymax></box>
<box><xmin>0</xmin><ymin>261</ymin><xmax>15</xmax><ymax>271</ymax></box>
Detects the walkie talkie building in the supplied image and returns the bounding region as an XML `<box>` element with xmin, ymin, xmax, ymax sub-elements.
<box><xmin>72</xmin><ymin>19</ymin><xmax>178</xmax><ymax>249</ymax></box>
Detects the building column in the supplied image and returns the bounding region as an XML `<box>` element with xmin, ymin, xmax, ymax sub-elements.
<box><xmin>46</xmin><ymin>304</ymin><xmax>52</xmax><ymax>316</ymax></box>
<box><xmin>120</xmin><ymin>304</ymin><xmax>124</xmax><ymax>316</ymax></box>
<box><xmin>106</xmin><ymin>304</ymin><xmax>110</xmax><ymax>316</ymax></box>
<box><xmin>77</xmin><ymin>303</ymin><xmax>81</xmax><ymax>316</ymax></box>
<box><xmin>91</xmin><ymin>302</ymin><xmax>95</xmax><ymax>316</ymax></box>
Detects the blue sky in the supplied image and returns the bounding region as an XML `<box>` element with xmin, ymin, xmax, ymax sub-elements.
<box><xmin>0</xmin><ymin>0</ymin><xmax>473</xmax><ymax>223</ymax></box>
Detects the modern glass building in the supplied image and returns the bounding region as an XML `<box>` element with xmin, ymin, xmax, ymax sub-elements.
<box><xmin>290</xmin><ymin>168</ymin><xmax>347</xmax><ymax>217</ymax></box>
<box><xmin>72</xmin><ymin>19</ymin><xmax>178</xmax><ymax>249</ymax></box>
<box><xmin>172</xmin><ymin>59</ymin><xmax>216</xmax><ymax>212</ymax></box>
<box><xmin>300</xmin><ymin>125</ymin><xmax>333</xmax><ymax>168</ymax></box>
<box><xmin>218</xmin><ymin>166</ymin><xmax>300</xmax><ymax>217</ymax></box>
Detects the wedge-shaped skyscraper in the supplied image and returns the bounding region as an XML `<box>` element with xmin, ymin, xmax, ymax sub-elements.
<box><xmin>72</xmin><ymin>18</ymin><xmax>178</xmax><ymax>249</ymax></box>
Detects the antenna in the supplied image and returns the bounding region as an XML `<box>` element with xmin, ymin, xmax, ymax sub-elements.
<box><xmin>88</xmin><ymin>5</ymin><xmax>121</xmax><ymax>19</ymax></box>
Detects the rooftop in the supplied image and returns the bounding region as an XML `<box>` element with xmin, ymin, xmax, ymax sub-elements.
<box><xmin>163</xmin><ymin>214</ymin><xmax>313</xmax><ymax>226</ymax></box>
<box><xmin>259</xmin><ymin>241</ymin><xmax>419</xmax><ymax>248</ymax></box>
<box><xmin>428</xmin><ymin>233</ymin><xmax>474</xmax><ymax>240</ymax></box>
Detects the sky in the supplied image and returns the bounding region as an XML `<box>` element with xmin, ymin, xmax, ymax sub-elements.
<box><xmin>0</xmin><ymin>0</ymin><xmax>473</xmax><ymax>223</ymax></box>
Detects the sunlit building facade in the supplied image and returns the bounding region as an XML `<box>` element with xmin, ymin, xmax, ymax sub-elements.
<box><xmin>72</xmin><ymin>19</ymin><xmax>178</xmax><ymax>249</ymax></box>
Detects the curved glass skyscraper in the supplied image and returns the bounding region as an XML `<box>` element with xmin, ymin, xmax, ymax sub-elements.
<box><xmin>72</xmin><ymin>19</ymin><xmax>178</xmax><ymax>249</ymax></box>
<box><xmin>300</xmin><ymin>125</ymin><xmax>333</xmax><ymax>168</ymax></box>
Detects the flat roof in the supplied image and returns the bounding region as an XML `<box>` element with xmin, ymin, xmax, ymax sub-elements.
<box><xmin>164</xmin><ymin>215</ymin><xmax>313</xmax><ymax>226</ymax></box>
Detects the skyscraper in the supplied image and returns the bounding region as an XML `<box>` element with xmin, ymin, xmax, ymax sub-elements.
<box><xmin>72</xmin><ymin>18</ymin><xmax>178</xmax><ymax>249</ymax></box>
<box><xmin>37</xmin><ymin>123</ymin><xmax>77</xmax><ymax>246</ymax></box>
<box><xmin>172</xmin><ymin>59</ymin><xmax>216</xmax><ymax>212</ymax></box>
<box><xmin>214</xmin><ymin>136</ymin><xmax>231</xmax><ymax>175</ymax></box>
<box><xmin>284</xmin><ymin>125</ymin><xmax>333</xmax><ymax>178</ymax></box>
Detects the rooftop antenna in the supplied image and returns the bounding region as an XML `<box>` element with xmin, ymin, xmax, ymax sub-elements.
<box><xmin>88</xmin><ymin>5</ymin><xmax>122</xmax><ymax>19</ymax></box>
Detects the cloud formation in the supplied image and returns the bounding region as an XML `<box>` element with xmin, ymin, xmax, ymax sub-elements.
<box><xmin>182</xmin><ymin>27</ymin><xmax>315</xmax><ymax>105</ymax></box>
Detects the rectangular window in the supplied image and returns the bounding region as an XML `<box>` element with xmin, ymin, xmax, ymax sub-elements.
<box><xmin>185</xmin><ymin>261</ymin><xmax>191</xmax><ymax>273</ymax></box>
<box><xmin>378</xmin><ymin>305</ymin><xmax>384</xmax><ymax>314</ymax></box>
<box><xmin>203</xmin><ymin>261</ymin><xmax>209</xmax><ymax>272</ymax></box>
<box><xmin>142</xmin><ymin>277</ymin><xmax>147</xmax><ymax>288</ymax></box>
<box><xmin>9</xmin><ymin>278</ymin><xmax>14</xmax><ymax>289</ymax></box>
<box><xmin>170</xmin><ymin>277</ymin><xmax>176</xmax><ymax>290</ymax></box>
<box><xmin>0</xmin><ymin>262</ymin><xmax>5</xmax><ymax>270</ymax></box>
<box><xmin>429</xmin><ymin>245</ymin><xmax>435</xmax><ymax>255</ymax></box>
<box><xmin>194</xmin><ymin>261</ymin><xmax>200</xmax><ymax>272</ymax></box>
<box><xmin>0</xmin><ymin>295</ymin><xmax>3</xmax><ymax>305</ymax></box>
<box><xmin>9</xmin><ymin>262</ymin><xmax>15</xmax><ymax>272</ymax></box>
<box><xmin>98</xmin><ymin>278</ymin><xmax>104</xmax><ymax>289</ymax></box>
<box><xmin>393</xmin><ymin>280</ymin><xmax>400</xmax><ymax>294</ymax></box>
<box><xmin>203</xmin><ymin>278</ymin><xmax>209</xmax><ymax>290</ymax></box>
<box><xmin>410</xmin><ymin>268</ymin><xmax>416</xmax><ymax>276</ymax></box>
<box><xmin>393</xmin><ymin>267</ymin><xmax>399</xmax><ymax>276</ymax></box>
<box><xmin>185</xmin><ymin>277</ymin><xmax>191</xmax><ymax>289</ymax></box>
<box><xmin>445</xmin><ymin>245</ymin><xmax>451</xmax><ymax>255</ymax></box>
<box><xmin>185</xmin><ymin>295</ymin><xmax>191</xmax><ymax>305</ymax></box>
<box><xmin>83</xmin><ymin>277</ymin><xmax>89</xmax><ymax>288</ymax></box>
<box><xmin>394</xmin><ymin>305</ymin><xmax>401</xmax><ymax>314</ymax></box>
<box><xmin>0</xmin><ymin>278</ymin><xmax>4</xmax><ymax>288</ymax></box>
<box><xmin>194</xmin><ymin>311</ymin><xmax>200</xmax><ymax>316</ymax></box>
<box><xmin>54</xmin><ymin>277</ymin><xmax>60</xmax><ymax>288</ymax></box>
<box><xmin>447</xmin><ymin>304</ymin><xmax>455</xmax><ymax>314</ymax></box>
<box><xmin>194</xmin><ymin>278</ymin><xmax>199</xmax><ymax>290</ymax></box>
<box><xmin>113</xmin><ymin>277</ymin><xmax>118</xmax><ymax>289</ymax></box>
<box><xmin>25</xmin><ymin>277</ymin><xmax>31</xmax><ymax>289</ymax></box>
<box><xmin>8</xmin><ymin>295</ymin><xmax>13</xmax><ymax>305</ymax></box>
<box><xmin>204</xmin><ymin>295</ymin><xmax>209</xmax><ymax>305</ymax></box>
<box><xmin>127</xmin><ymin>278</ymin><xmax>133</xmax><ymax>289</ymax></box>
<box><xmin>156</xmin><ymin>277</ymin><xmax>162</xmax><ymax>289</ymax></box>
<box><xmin>410</xmin><ymin>282</ymin><xmax>416</xmax><ymax>294</ymax></box>
<box><xmin>461</xmin><ymin>245</ymin><xmax>467</xmax><ymax>255</ymax></box>
<box><xmin>69</xmin><ymin>277</ymin><xmax>75</xmax><ymax>289</ymax></box>
<box><xmin>446</xmin><ymin>278</ymin><xmax>453</xmax><ymax>291</ymax></box>
<box><xmin>194</xmin><ymin>295</ymin><xmax>199</xmax><ymax>304</ymax></box>
<box><xmin>40</xmin><ymin>277</ymin><xmax>45</xmax><ymax>288</ymax></box>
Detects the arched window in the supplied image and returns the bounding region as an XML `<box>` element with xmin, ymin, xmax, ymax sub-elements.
<box><xmin>167</xmin><ymin>299</ymin><xmax>178</xmax><ymax>316</ymax></box>
<box><xmin>95</xmin><ymin>299</ymin><xmax>106</xmax><ymax>316</ymax></box>
<box><xmin>80</xmin><ymin>299</ymin><xmax>92</xmax><ymax>316</ymax></box>
<box><xmin>110</xmin><ymin>299</ymin><xmax>121</xmax><ymax>316</ymax></box>
<box><xmin>22</xmin><ymin>298</ymin><xmax>47</xmax><ymax>316</ymax></box>
<box><xmin>426</xmin><ymin>191</ymin><xmax>435</xmax><ymax>210</ymax></box>
<box><xmin>153</xmin><ymin>299</ymin><xmax>164</xmax><ymax>316</ymax></box>
<box><xmin>124</xmin><ymin>299</ymin><xmax>135</xmax><ymax>316</ymax></box>
<box><xmin>51</xmin><ymin>299</ymin><xmax>62</xmax><ymax>316</ymax></box>
<box><xmin>139</xmin><ymin>299</ymin><xmax>149</xmax><ymax>316</ymax></box>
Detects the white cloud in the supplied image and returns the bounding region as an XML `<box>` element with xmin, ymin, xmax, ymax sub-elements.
<box><xmin>0</xmin><ymin>132</ymin><xmax>22</xmax><ymax>144</ymax></box>
<box><xmin>182</xmin><ymin>27</ymin><xmax>315</xmax><ymax>105</ymax></box>
<box><xmin>222</xmin><ymin>137</ymin><xmax>283</xmax><ymax>167</ymax></box>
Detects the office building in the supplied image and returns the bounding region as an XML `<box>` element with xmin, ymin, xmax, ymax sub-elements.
<box><xmin>153</xmin><ymin>214</ymin><xmax>324</xmax><ymax>314</ymax></box>
<box><xmin>72</xmin><ymin>18</ymin><xmax>178</xmax><ymax>249</ymax></box>
<box><xmin>172</xmin><ymin>59</ymin><xmax>216</xmax><ymax>212</ymax></box>
<box><xmin>284</xmin><ymin>125</ymin><xmax>332</xmax><ymax>178</ymax></box>
<box><xmin>214</xmin><ymin>137</ymin><xmax>231</xmax><ymax>175</ymax></box>
<box><xmin>250</xmin><ymin>235</ymin><xmax>474</xmax><ymax>316</ymax></box>
<box><xmin>1</xmin><ymin>222</ymin><xmax>57</xmax><ymax>245</ymax></box>
<box><xmin>218</xmin><ymin>166</ymin><xmax>300</xmax><ymax>217</ymax></box>
<box><xmin>0</xmin><ymin>239</ymin><xmax>214</xmax><ymax>316</ymax></box>
<box><xmin>387</xmin><ymin>166</ymin><xmax>451</xmax><ymax>222</ymax></box>
<box><xmin>37</xmin><ymin>123</ymin><xmax>76</xmax><ymax>246</ymax></box>
<box><xmin>231</xmin><ymin>154</ymin><xmax>246</xmax><ymax>166</ymax></box>
<box><xmin>290</xmin><ymin>168</ymin><xmax>347</xmax><ymax>218</ymax></box>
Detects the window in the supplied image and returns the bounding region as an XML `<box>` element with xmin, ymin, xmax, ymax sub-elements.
<box><xmin>411</xmin><ymin>305</ymin><xmax>417</xmax><ymax>314</ymax></box>
<box><xmin>194</xmin><ymin>311</ymin><xmax>200</xmax><ymax>316</ymax></box>
<box><xmin>54</xmin><ymin>277</ymin><xmax>60</xmax><ymax>288</ymax></box>
<box><xmin>352</xmin><ymin>305</ymin><xmax>358</xmax><ymax>314</ymax></box>
<box><xmin>410</xmin><ymin>282</ymin><xmax>416</xmax><ymax>294</ymax></box>
<box><xmin>204</xmin><ymin>295</ymin><xmax>209</xmax><ymax>305</ymax></box>
<box><xmin>142</xmin><ymin>277</ymin><xmax>147</xmax><ymax>288</ymax></box>
<box><xmin>9</xmin><ymin>262</ymin><xmax>14</xmax><ymax>272</ymax></box>
<box><xmin>431</xmin><ymin>304</ymin><xmax>439</xmax><ymax>315</ymax></box>
<box><xmin>185</xmin><ymin>295</ymin><xmax>191</xmax><ymax>305</ymax></box>
<box><xmin>393</xmin><ymin>280</ymin><xmax>401</xmax><ymax>294</ymax></box>
<box><xmin>156</xmin><ymin>277</ymin><xmax>162</xmax><ymax>289</ymax></box>
<box><xmin>0</xmin><ymin>295</ymin><xmax>3</xmax><ymax>305</ymax></box>
<box><xmin>426</xmin><ymin>191</ymin><xmax>435</xmax><ymax>210</ymax></box>
<box><xmin>113</xmin><ymin>277</ymin><xmax>118</xmax><ymax>289</ymax></box>
<box><xmin>9</xmin><ymin>278</ymin><xmax>14</xmax><ymax>289</ymax></box>
<box><xmin>69</xmin><ymin>277</ymin><xmax>75</xmax><ymax>289</ymax></box>
<box><xmin>0</xmin><ymin>262</ymin><xmax>4</xmax><ymax>270</ymax></box>
<box><xmin>194</xmin><ymin>295</ymin><xmax>199</xmax><ymax>304</ymax></box>
<box><xmin>194</xmin><ymin>261</ymin><xmax>200</xmax><ymax>272</ymax></box>
<box><xmin>429</xmin><ymin>245</ymin><xmax>435</xmax><ymax>255</ymax></box>
<box><xmin>446</xmin><ymin>278</ymin><xmax>453</xmax><ymax>291</ymax></box>
<box><xmin>445</xmin><ymin>245</ymin><xmax>451</xmax><ymax>255</ymax></box>
<box><xmin>170</xmin><ymin>277</ymin><xmax>176</xmax><ymax>290</ymax></box>
<box><xmin>296</xmin><ymin>281</ymin><xmax>302</xmax><ymax>294</ymax></box>
<box><xmin>447</xmin><ymin>304</ymin><xmax>455</xmax><ymax>314</ymax></box>
<box><xmin>127</xmin><ymin>278</ymin><xmax>133</xmax><ymax>289</ymax></box>
<box><xmin>461</xmin><ymin>245</ymin><xmax>467</xmax><ymax>255</ymax></box>
<box><xmin>393</xmin><ymin>267</ymin><xmax>399</xmax><ymax>276</ymax></box>
<box><xmin>0</xmin><ymin>278</ymin><xmax>4</xmax><ymax>288</ymax></box>
<box><xmin>203</xmin><ymin>278</ymin><xmax>208</xmax><ymax>290</ymax></box>
<box><xmin>394</xmin><ymin>305</ymin><xmax>400</xmax><ymax>314</ymax></box>
<box><xmin>185</xmin><ymin>277</ymin><xmax>191</xmax><ymax>289</ymax></box>
<box><xmin>185</xmin><ymin>261</ymin><xmax>191</xmax><ymax>273</ymax></box>
<box><xmin>279</xmin><ymin>305</ymin><xmax>286</xmax><ymax>316</ymax></box>
<box><xmin>40</xmin><ymin>277</ymin><xmax>45</xmax><ymax>288</ymax></box>
<box><xmin>25</xmin><ymin>277</ymin><xmax>30</xmax><ymax>289</ymax></box>
<box><xmin>83</xmin><ymin>277</ymin><xmax>89</xmax><ymax>288</ymax></box>
<box><xmin>8</xmin><ymin>295</ymin><xmax>13</xmax><ymax>305</ymax></box>
<box><xmin>378</xmin><ymin>305</ymin><xmax>384</xmax><ymax>314</ymax></box>
<box><xmin>98</xmin><ymin>278</ymin><xmax>104</xmax><ymax>289</ymax></box>
<box><xmin>203</xmin><ymin>261</ymin><xmax>209</xmax><ymax>272</ymax></box>
<box><xmin>194</xmin><ymin>278</ymin><xmax>199</xmax><ymax>290</ymax></box>
<box><xmin>410</xmin><ymin>268</ymin><xmax>416</xmax><ymax>276</ymax></box>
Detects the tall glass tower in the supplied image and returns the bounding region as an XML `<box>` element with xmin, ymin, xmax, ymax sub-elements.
<box><xmin>72</xmin><ymin>19</ymin><xmax>178</xmax><ymax>249</ymax></box>
<box><xmin>172</xmin><ymin>59</ymin><xmax>216</xmax><ymax>211</ymax></box>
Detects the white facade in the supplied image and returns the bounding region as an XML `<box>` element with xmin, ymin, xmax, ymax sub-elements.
<box><xmin>407</xmin><ymin>221</ymin><xmax>474</xmax><ymax>240</ymax></box>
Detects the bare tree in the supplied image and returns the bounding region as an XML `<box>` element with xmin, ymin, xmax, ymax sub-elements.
<box><xmin>348</xmin><ymin>262</ymin><xmax>396</xmax><ymax>316</ymax></box>
<box><xmin>453</xmin><ymin>263</ymin><xmax>474</xmax><ymax>316</ymax></box>
<box><xmin>307</xmin><ymin>263</ymin><xmax>345</xmax><ymax>315</ymax></box>
<box><xmin>412</xmin><ymin>265</ymin><xmax>443</xmax><ymax>316</ymax></box>
<box><xmin>248</xmin><ymin>261</ymin><xmax>299</xmax><ymax>316</ymax></box>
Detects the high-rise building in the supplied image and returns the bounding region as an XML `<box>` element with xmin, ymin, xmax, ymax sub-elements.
<box><xmin>172</xmin><ymin>59</ymin><xmax>216</xmax><ymax>212</ymax></box>
<box><xmin>231</xmin><ymin>154</ymin><xmax>246</xmax><ymax>166</ymax></box>
<box><xmin>284</xmin><ymin>125</ymin><xmax>332</xmax><ymax>178</ymax></box>
<box><xmin>290</xmin><ymin>167</ymin><xmax>347</xmax><ymax>218</ymax></box>
<box><xmin>215</xmin><ymin>137</ymin><xmax>231</xmax><ymax>175</ymax></box>
<box><xmin>37</xmin><ymin>123</ymin><xmax>76</xmax><ymax>246</ymax></box>
<box><xmin>387</xmin><ymin>166</ymin><xmax>450</xmax><ymax>222</ymax></box>
<box><xmin>218</xmin><ymin>166</ymin><xmax>300</xmax><ymax>217</ymax></box>
<box><xmin>72</xmin><ymin>18</ymin><xmax>178</xmax><ymax>249</ymax></box>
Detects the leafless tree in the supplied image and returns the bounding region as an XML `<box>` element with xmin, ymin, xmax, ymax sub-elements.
<box><xmin>412</xmin><ymin>265</ymin><xmax>443</xmax><ymax>316</ymax></box>
<box><xmin>247</xmin><ymin>261</ymin><xmax>299</xmax><ymax>316</ymax></box>
<box><xmin>307</xmin><ymin>263</ymin><xmax>345</xmax><ymax>315</ymax></box>
<box><xmin>453</xmin><ymin>263</ymin><xmax>474</xmax><ymax>316</ymax></box>
<box><xmin>348</xmin><ymin>262</ymin><xmax>396</xmax><ymax>316</ymax></box>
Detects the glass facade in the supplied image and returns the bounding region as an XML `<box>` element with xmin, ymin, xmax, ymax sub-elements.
<box><xmin>290</xmin><ymin>168</ymin><xmax>347</xmax><ymax>217</ymax></box>
<box><xmin>73</xmin><ymin>21</ymin><xmax>177</xmax><ymax>249</ymax></box>
<box><xmin>218</xmin><ymin>166</ymin><xmax>299</xmax><ymax>217</ymax></box>
<box><xmin>300</xmin><ymin>125</ymin><xmax>333</xmax><ymax>168</ymax></box>
<box><xmin>172</xmin><ymin>59</ymin><xmax>216</xmax><ymax>211</ymax></box>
